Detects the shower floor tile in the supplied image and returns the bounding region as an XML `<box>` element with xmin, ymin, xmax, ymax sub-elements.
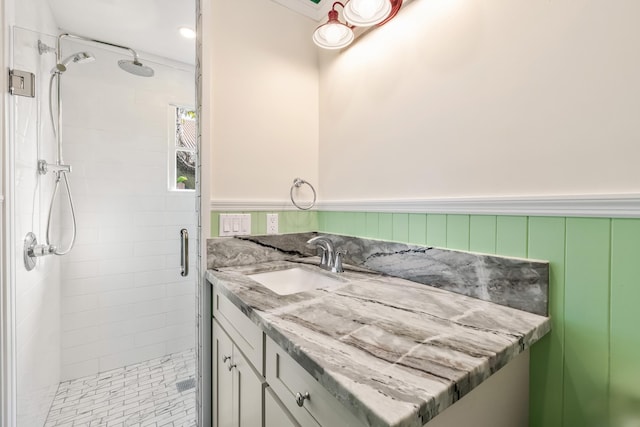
<box><xmin>45</xmin><ymin>349</ymin><xmax>196</xmax><ymax>427</ymax></box>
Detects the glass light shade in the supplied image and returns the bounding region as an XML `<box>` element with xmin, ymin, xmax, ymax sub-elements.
<box><xmin>312</xmin><ymin>21</ymin><xmax>354</xmax><ymax>50</ymax></box>
<box><xmin>344</xmin><ymin>0</ymin><xmax>392</xmax><ymax>27</ymax></box>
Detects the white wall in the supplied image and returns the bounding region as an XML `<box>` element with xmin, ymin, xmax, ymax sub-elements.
<box><xmin>318</xmin><ymin>0</ymin><xmax>640</xmax><ymax>200</ymax></box>
<box><xmin>59</xmin><ymin>41</ymin><xmax>196</xmax><ymax>380</ymax></box>
<box><xmin>210</xmin><ymin>0</ymin><xmax>319</xmax><ymax>202</ymax></box>
<box><xmin>11</xmin><ymin>0</ymin><xmax>62</xmax><ymax>423</ymax></box>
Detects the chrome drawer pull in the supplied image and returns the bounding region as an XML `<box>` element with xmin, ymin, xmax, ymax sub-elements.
<box><xmin>295</xmin><ymin>392</ymin><xmax>310</xmax><ymax>407</ymax></box>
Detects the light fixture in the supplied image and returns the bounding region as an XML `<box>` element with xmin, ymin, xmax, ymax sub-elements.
<box><xmin>313</xmin><ymin>0</ymin><xmax>404</xmax><ymax>50</ymax></box>
<box><xmin>344</xmin><ymin>0</ymin><xmax>392</xmax><ymax>27</ymax></box>
<box><xmin>179</xmin><ymin>27</ymin><xmax>196</xmax><ymax>39</ymax></box>
<box><xmin>312</xmin><ymin>2</ymin><xmax>355</xmax><ymax>50</ymax></box>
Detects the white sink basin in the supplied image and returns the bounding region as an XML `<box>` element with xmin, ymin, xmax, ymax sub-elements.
<box><xmin>247</xmin><ymin>267</ymin><xmax>342</xmax><ymax>295</ymax></box>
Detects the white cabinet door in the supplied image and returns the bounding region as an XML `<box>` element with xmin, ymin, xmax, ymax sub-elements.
<box><xmin>235</xmin><ymin>347</ymin><xmax>263</xmax><ymax>427</ymax></box>
<box><xmin>213</xmin><ymin>319</ymin><xmax>264</xmax><ymax>427</ymax></box>
<box><xmin>213</xmin><ymin>320</ymin><xmax>235</xmax><ymax>427</ymax></box>
<box><xmin>265</xmin><ymin>387</ymin><xmax>301</xmax><ymax>427</ymax></box>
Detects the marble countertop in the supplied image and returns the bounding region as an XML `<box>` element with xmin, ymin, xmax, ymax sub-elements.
<box><xmin>207</xmin><ymin>236</ymin><xmax>551</xmax><ymax>427</ymax></box>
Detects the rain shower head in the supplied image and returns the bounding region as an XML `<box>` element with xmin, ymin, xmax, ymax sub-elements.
<box><xmin>118</xmin><ymin>59</ymin><xmax>154</xmax><ymax>77</ymax></box>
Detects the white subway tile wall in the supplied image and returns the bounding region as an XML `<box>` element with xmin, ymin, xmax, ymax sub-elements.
<box><xmin>13</xmin><ymin>28</ymin><xmax>62</xmax><ymax>427</ymax></box>
<box><xmin>58</xmin><ymin>39</ymin><xmax>196</xmax><ymax>381</ymax></box>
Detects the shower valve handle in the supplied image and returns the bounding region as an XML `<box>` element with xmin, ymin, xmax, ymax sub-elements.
<box><xmin>29</xmin><ymin>243</ymin><xmax>57</xmax><ymax>257</ymax></box>
<box><xmin>38</xmin><ymin>160</ymin><xmax>72</xmax><ymax>175</ymax></box>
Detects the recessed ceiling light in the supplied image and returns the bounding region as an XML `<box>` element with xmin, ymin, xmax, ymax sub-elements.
<box><xmin>179</xmin><ymin>27</ymin><xmax>196</xmax><ymax>39</ymax></box>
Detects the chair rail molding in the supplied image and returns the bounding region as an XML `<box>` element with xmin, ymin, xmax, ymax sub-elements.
<box><xmin>212</xmin><ymin>194</ymin><xmax>640</xmax><ymax>218</ymax></box>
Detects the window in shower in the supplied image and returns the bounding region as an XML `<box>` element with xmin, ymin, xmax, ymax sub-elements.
<box><xmin>170</xmin><ymin>105</ymin><xmax>196</xmax><ymax>190</ymax></box>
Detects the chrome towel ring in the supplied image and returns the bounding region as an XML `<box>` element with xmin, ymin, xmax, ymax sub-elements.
<box><xmin>290</xmin><ymin>178</ymin><xmax>317</xmax><ymax>210</ymax></box>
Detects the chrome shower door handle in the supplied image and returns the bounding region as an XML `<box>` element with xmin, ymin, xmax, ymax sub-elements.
<box><xmin>180</xmin><ymin>228</ymin><xmax>189</xmax><ymax>277</ymax></box>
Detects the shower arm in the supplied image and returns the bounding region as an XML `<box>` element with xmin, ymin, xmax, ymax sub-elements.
<box><xmin>57</xmin><ymin>33</ymin><xmax>141</xmax><ymax>64</ymax></box>
<box><xmin>53</xmin><ymin>33</ymin><xmax>142</xmax><ymax>165</ymax></box>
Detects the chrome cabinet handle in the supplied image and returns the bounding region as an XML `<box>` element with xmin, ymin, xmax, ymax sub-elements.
<box><xmin>228</xmin><ymin>363</ymin><xmax>237</xmax><ymax>371</ymax></box>
<box><xmin>222</xmin><ymin>355</ymin><xmax>231</xmax><ymax>363</ymax></box>
<box><xmin>180</xmin><ymin>228</ymin><xmax>189</xmax><ymax>277</ymax></box>
<box><xmin>295</xmin><ymin>392</ymin><xmax>310</xmax><ymax>407</ymax></box>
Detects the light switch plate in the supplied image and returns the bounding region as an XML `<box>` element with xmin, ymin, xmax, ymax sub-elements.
<box><xmin>219</xmin><ymin>213</ymin><xmax>251</xmax><ymax>236</ymax></box>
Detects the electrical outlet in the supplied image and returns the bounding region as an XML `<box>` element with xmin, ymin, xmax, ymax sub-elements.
<box><xmin>266</xmin><ymin>213</ymin><xmax>278</xmax><ymax>234</ymax></box>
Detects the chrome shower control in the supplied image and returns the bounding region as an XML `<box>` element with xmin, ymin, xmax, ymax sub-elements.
<box><xmin>23</xmin><ymin>232</ymin><xmax>57</xmax><ymax>271</ymax></box>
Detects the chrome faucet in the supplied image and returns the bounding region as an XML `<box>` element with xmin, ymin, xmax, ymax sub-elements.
<box><xmin>307</xmin><ymin>236</ymin><xmax>344</xmax><ymax>273</ymax></box>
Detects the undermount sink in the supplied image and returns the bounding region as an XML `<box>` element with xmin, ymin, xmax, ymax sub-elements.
<box><xmin>247</xmin><ymin>267</ymin><xmax>342</xmax><ymax>295</ymax></box>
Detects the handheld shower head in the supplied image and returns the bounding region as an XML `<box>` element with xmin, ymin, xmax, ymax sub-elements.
<box><xmin>118</xmin><ymin>59</ymin><xmax>154</xmax><ymax>77</ymax></box>
<box><xmin>51</xmin><ymin>51</ymin><xmax>95</xmax><ymax>74</ymax></box>
<box><xmin>61</xmin><ymin>51</ymin><xmax>95</xmax><ymax>67</ymax></box>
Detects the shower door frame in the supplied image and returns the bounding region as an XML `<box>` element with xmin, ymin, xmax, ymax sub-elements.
<box><xmin>0</xmin><ymin>0</ymin><xmax>212</xmax><ymax>425</ymax></box>
<box><xmin>1</xmin><ymin>0</ymin><xmax>17</xmax><ymax>425</ymax></box>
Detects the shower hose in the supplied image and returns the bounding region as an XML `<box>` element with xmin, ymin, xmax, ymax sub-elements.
<box><xmin>45</xmin><ymin>73</ymin><xmax>77</xmax><ymax>255</ymax></box>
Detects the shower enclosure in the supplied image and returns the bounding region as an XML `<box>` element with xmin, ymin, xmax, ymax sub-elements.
<box><xmin>3</xmin><ymin>8</ymin><xmax>199</xmax><ymax>425</ymax></box>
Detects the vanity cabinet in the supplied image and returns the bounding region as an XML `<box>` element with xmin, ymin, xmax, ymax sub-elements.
<box><xmin>212</xmin><ymin>285</ymin><xmax>360</xmax><ymax>427</ymax></box>
<box><xmin>212</xmin><ymin>319</ymin><xmax>264</xmax><ymax>427</ymax></box>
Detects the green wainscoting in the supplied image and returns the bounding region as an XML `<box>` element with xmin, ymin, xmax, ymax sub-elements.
<box><xmin>210</xmin><ymin>209</ymin><xmax>640</xmax><ymax>426</ymax></box>
<box><xmin>316</xmin><ymin>211</ymin><xmax>640</xmax><ymax>427</ymax></box>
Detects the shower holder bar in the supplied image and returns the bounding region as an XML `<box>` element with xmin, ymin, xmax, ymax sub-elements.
<box><xmin>38</xmin><ymin>160</ymin><xmax>71</xmax><ymax>175</ymax></box>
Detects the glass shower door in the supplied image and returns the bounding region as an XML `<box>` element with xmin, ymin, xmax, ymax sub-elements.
<box><xmin>11</xmin><ymin>27</ymin><xmax>198</xmax><ymax>427</ymax></box>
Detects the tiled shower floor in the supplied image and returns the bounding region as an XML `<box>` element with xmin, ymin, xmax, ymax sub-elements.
<box><xmin>44</xmin><ymin>349</ymin><xmax>196</xmax><ymax>427</ymax></box>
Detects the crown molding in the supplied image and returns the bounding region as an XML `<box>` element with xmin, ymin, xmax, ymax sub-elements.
<box><xmin>211</xmin><ymin>194</ymin><xmax>640</xmax><ymax>218</ymax></box>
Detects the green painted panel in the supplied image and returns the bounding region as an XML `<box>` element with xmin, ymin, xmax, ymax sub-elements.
<box><xmin>563</xmin><ymin>218</ymin><xmax>610</xmax><ymax>427</ymax></box>
<box><xmin>323</xmin><ymin>211</ymin><xmax>341</xmax><ymax>234</ymax></box>
<box><xmin>256</xmin><ymin>212</ymin><xmax>267</xmax><ymax>235</ymax></box>
<box><xmin>378</xmin><ymin>213</ymin><xmax>393</xmax><ymax>240</ymax></box>
<box><xmin>408</xmin><ymin>214</ymin><xmax>427</xmax><ymax>245</ymax></box>
<box><xmin>211</xmin><ymin>211</ymin><xmax>220</xmax><ymax>237</ymax></box>
<box><xmin>365</xmin><ymin>212</ymin><xmax>379</xmax><ymax>238</ymax></box>
<box><xmin>352</xmin><ymin>212</ymin><xmax>367</xmax><ymax>238</ymax></box>
<box><xmin>317</xmin><ymin>211</ymin><xmax>328</xmax><ymax>232</ymax></box>
<box><xmin>280</xmin><ymin>211</ymin><xmax>295</xmax><ymax>233</ymax></box>
<box><xmin>610</xmin><ymin>219</ymin><xmax>640</xmax><ymax>425</ymax></box>
<box><xmin>528</xmin><ymin>217</ymin><xmax>566</xmax><ymax>427</ymax></box>
<box><xmin>250</xmin><ymin>211</ymin><xmax>260</xmax><ymax>235</ymax></box>
<box><xmin>469</xmin><ymin>215</ymin><xmax>497</xmax><ymax>254</ymax></box>
<box><xmin>496</xmin><ymin>216</ymin><xmax>528</xmax><ymax>257</ymax></box>
<box><xmin>446</xmin><ymin>214</ymin><xmax>469</xmax><ymax>250</ymax></box>
<box><xmin>426</xmin><ymin>214</ymin><xmax>447</xmax><ymax>247</ymax></box>
<box><xmin>392</xmin><ymin>214</ymin><xmax>409</xmax><ymax>243</ymax></box>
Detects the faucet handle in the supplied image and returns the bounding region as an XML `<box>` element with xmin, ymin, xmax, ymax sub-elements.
<box><xmin>317</xmin><ymin>247</ymin><xmax>328</xmax><ymax>267</ymax></box>
<box><xmin>332</xmin><ymin>251</ymin><xmax>344</xmax><ymax>273</ymax></box>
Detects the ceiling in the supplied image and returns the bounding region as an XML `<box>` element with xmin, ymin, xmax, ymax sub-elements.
<box><xmin>47</xmin><ymin>0</ymin><xmax>196</xmax><ymax>65</ymax></box>
<box><xmin>271</xmin><ymin>0</ymin><xmax>332</xmax><ymax>21</ymax></box>
<box><xmin>45</xmin><ymin>0</ymin><xmax>332</xmax><ymax>66</ymax></box>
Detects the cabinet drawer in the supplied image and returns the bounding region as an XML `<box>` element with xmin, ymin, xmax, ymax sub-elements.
<box><xmin>213</xmin><ymin>285</ymin><xmax>264</xmax><ymax>373</ymax></box>
<box><xmin>265</xmin><ymin>335</ymin><xmax>365</xmax><ymax>427</ymax></box>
